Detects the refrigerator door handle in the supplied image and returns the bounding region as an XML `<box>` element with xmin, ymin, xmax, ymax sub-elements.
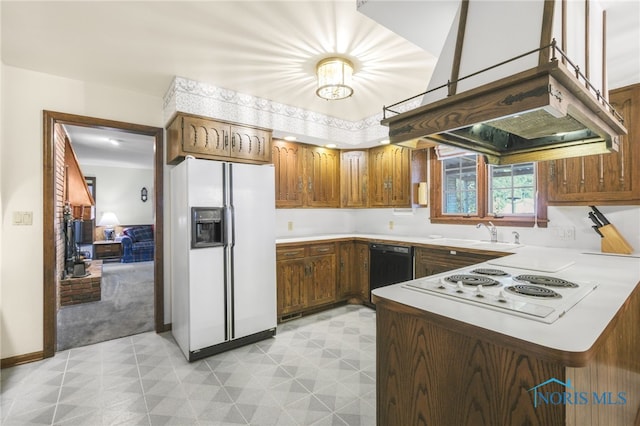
<box><xmin>228</xmin><ymin>205</ymin><xmax>236</xmax><ymax>248</ymax></box>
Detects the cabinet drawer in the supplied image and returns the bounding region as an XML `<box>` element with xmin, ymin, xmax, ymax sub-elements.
<box><xmin>277</xmin><ymin>247</ymin><xmax>305</xmax><ymax>260</ymax></box>
<box><xmin>308</xmin><ymin>244</ymin><xmax>335</xmax><ymax>256</ymax></box>
<box><xmin>96</xmin><ymin>245</ymin><xmax>120</xmax><ymax>256</ymax></box>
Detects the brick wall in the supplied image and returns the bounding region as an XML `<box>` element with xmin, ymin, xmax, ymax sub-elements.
<box><xmin>59</xmin><ymin>260</ymin><xmax>102</xmax><ymax>306</ymax></box>
<box><xmin>54</xmin><ymin>123</ymin><xmax>66</xmax><ymax>308</ymax></box>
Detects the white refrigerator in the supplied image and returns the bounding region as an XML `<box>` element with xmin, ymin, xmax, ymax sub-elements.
<box><xmin>171</xmin><ymin>157</ymin><xmax>277</xmax><ymax>361</ymax></box>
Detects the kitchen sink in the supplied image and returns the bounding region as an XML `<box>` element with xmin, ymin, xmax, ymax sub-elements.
<box><xmin>470</xmin><ymin>241</ymin><xmax>523</xmax><ymax>250</ymax></box>
<box><xmin>426</xmin><ymin>238</ymin><xmax>482</xmax><ymax>246</ymax></box>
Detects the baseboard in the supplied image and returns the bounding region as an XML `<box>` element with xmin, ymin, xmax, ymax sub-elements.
<box><xmin>157</xmin><ymin>322</ymin><xmax>172</xmax><ymax>333</ymax></box>
<box><xmin>1</xmin><ymin>351</ymin><xmax>44</xmax><ymax>369</ymax></box>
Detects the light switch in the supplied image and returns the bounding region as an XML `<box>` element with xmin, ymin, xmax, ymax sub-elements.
<box><xmin>23</xmin><ymin>211</ymin><xmax>33</xmax><ymax>225</ymax></box>
<box><xmin>12</xmin><ymin>211</ymin><xmax>23</xmax><ymax>225</ymax></box>
<box><xmin>12</xmin><ymin>211</ymin><xmax>33</xmax><ymax>225</ymax></box>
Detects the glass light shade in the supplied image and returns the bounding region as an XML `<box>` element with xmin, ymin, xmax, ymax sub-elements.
<box><xmin>316</xmin><ymin>57</ymin><xmax>354</xmax><ymax>100</ymax></box>
<box><xmin>97</xmin><ymin>211</ymin><xmax>120</xmax><ymax>227</ymax></box>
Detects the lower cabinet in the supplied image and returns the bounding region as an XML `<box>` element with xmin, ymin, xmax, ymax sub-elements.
<box><xmin>277</xmin><ymin>240</ymin><xmax>510</xmax><ymax>321</ymax></box>
<box><xmin>337</xmin><ymin>241</ymin><xmax>369</xmax><ymax>300</ymax></box>
<box><xmin>276</xmin><ymin>242</ymin><xmax>337</xmax><ymax>319</ymax></box>
<box><xmin>414</xmin><ymin>246</ymin><xmax>508</xmax><ymax>278</ymax></box>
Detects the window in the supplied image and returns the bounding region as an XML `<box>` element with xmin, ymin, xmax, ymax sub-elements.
<box><xmin>442</xmin><ymin>155</ymin><xmax>477</xmax><ymax>215</ymax></box>
<box><xmin>488</xmin><ymin>163</ymin><xmax>535</xmax><ymax>215</ymax></box>
<box><xmin>430</xmin><ymin>151</ymin><xmax>546</xmax><ymax>227</ymax></box>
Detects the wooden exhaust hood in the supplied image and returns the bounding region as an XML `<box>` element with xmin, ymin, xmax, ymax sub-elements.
<box><xmin>380</xmin><ymin>0</ymin><xmax>627</xmax><ymax>165</ymax></box>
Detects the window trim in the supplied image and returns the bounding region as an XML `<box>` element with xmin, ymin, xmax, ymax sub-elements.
<box><xmin>429</xmin><ymin>149</ymin><xmax>548</xmax><ymax>228</ymax></box>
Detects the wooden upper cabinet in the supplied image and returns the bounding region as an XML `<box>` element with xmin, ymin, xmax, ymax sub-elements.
<box><xmin>230</xmin><ymin>125</ymin><xmax>271</xmax><ymax>162</ymax></box>
<box><xmin>542</xmin><ymin>83</ymin><xmax>640</xmax><ymax>205</ymax></box>
<box><xmin>272</xmin><ymin>139</ymin><xmax>304</xmax><ymax>208</ymax></box>
<box><xmin>167</xmin><ymin>112</ymin><xmax>272</xmax><ymax>165</ymax></box>
<box><xmin>182</xmin><ymin>115</ymin><xmax>228</xmax><ymax>157</ymax></box>
<box><xmin>272</xmin><ymin>140</ymin><xmax>340</xmax><ymax>208</ymax></box>
<box><xmin>305</xmin><ymin>146</ymin><xmax>340</xmax><ymax>208</ymax></box>
<box><xmin>272</xmin><ymin>141</ymin><xmax>417</xmax><ymax>209</ymax></box>
<box><xmin>340</xmin><ymin>150</ymin><xmax>369</xmax><ymax>208</ymax></box>
<box><xmin>369</xmin><ymin>144</ymin><xmax>411</xmax><ymax>207</ymax></box>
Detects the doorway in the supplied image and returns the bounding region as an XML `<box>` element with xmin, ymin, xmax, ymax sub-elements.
<box><xmin>43</xmin><ymin>111</ymin><xmax>165</xmax><ymax>359</ymax></box>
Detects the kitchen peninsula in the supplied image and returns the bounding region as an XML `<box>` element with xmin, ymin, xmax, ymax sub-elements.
<box><xmin>372</xmin><ymin>246</ymin><xmax>640</xmax><ymax>426</ymax></box>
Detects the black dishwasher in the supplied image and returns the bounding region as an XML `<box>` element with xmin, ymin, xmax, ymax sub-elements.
<box><xmin>369</xmin><ymin>243</ymin><xmax>414</xmax><ymax>303</ymax></box>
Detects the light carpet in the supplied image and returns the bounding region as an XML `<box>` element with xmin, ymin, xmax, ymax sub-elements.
<box><xmin>56</xmin><ymin>261</ymin><xmax>154</xmax><ymax>351</ymax></box>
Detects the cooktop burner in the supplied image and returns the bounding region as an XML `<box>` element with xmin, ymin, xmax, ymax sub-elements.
<box><xmin>444</xmin><ymin>274</ymin><xmax>500</xmax><ymax>287</ymax></box>
<box><xmin>470</xmin><ymin>268</ymin><xmax>509</xmax><ymax>276</ymax></box>
<box><xmin>514</xmin><ymin>274</ymin><xmax>579</xmax><ymax>288</ymax></box>
<box><xmin>505</xmin><ymin>284</ymin><xmax>562</xmax><ymax>298</ymax></box>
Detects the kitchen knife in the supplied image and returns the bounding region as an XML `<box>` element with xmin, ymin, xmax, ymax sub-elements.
<box><xmin>589</xmin><ymin>205</ymin><xmax>611</xmax><ymax>225</ymax></box>
<box><xmin>592</xmin><ymin>225</ymin><xmax>604</xmax><ymax>237</ymax></box>
<box><xmin>588</xmin><ymin>211</ymin><xmax>603</xmax><ymax>227</ymax></box>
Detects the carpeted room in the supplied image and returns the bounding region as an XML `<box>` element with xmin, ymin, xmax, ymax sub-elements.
<box><xmin>57</xmin><ymin>261</ymin><xmax>155</xmax><ymax>351</ymax></box>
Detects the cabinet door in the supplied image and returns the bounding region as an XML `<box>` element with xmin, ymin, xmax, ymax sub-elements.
<box><xmin>340</xmin><ymin>150</ymin><xmax>369</xmax><ymax>207</ymax></box>
<box><xmin>368</xmin><ymin>145</ymin><xmax>389</xmax><ymax>206</ymax></box>
<box><xmin>276</xmin><ymin>252</ymin><xmax>307</xmax><ymax>316</ymax></box>
<box><xmin>305</xmin><ymin>147</ymin><xmax>340</xmax><ymax>207</ymax></box>
<box><xmin>307</xmin><ymin>254</ymin><xmax>337</xmax><ymax>307</ymax></box>
<box><xmin>337</xmin><ymin>241</ymin><xmax>356</xmax><ymax>299</ymax></box>
<box><xmin>272</xmin><ymin>140</ymin><xmax>304</xmax><ymax>208</ymax></box>
<box><xmin>354</xmin><ymin>242</ymin><xmax>370</xmax><ymax>299</ymax></box>
<box><xmin>414</xmin><ymin>246</ymin><xmax>504</xmax><ymax>279</ymax></box>
<box><xmin>229</xmin><ymin>125</ymin><xmax>272</xmax><ymax>163</ymax></box>
<box><xmin>182</xmin><ymin>115</ymin><xmax>229</xmax><ymax>157</ymax></box>
<box><xmin>387</xmin><ymin>145</ymin><xmax>412</xmax><ymax>207</ymax></box>
<box><xmin>544</xmin><ymin>83</ymin><xmax>640</xmax><ymax>205</ymax></box>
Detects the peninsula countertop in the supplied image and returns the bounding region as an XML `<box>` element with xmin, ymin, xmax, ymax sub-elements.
<box><xmin>373</xmin><ymin>245</ymin><xmax>640</xmax><ymax>363</ymax></box>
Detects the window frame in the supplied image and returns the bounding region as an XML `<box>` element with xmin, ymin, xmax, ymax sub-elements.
<box><xmin>429</xmin><ymin>149</ymin><xmax>548</xmax><ymax>227</ymax></box>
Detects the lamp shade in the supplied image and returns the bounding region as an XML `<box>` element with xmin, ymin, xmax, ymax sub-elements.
<box><xmin>316</xmin><ymin>57</ymin><xmax>354</xmax><ymax>100</ymax></box>
<box><xmin>97</xmin><ymin>212</ymin><xmax>120</xmax><ymax>227</ymax></box>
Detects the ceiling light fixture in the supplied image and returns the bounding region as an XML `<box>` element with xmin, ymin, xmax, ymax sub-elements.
<box><xmin>316</xmin><ymin>57</ymin><xmax>354</xmax><ymax>100</ymax></box>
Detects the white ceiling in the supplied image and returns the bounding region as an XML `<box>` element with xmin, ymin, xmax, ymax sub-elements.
<box><xmin>64</xmin><ymin>125</ymin><xmax>155</xmax><ymax>170</ymax></box>
<box><xmin>3</xmin><ymin>1</ymin><xmax>639</xmax><ymax>167</ymax></box>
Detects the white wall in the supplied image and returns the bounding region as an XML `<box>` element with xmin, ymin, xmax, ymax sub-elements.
<box><xmin>81</xmin><ymin>165</ymin><xmax>154</xmax><ymax>226</ymax></box>
<box><xmin>277</xmin><ymin>206</ymin><xmax>640</xmax><ymax>253</ymax></box>
<box><xmin>0</xmin><ymin>64</ymin><xmax>163</xmax><ymax>359</ymax></box>
<box><xmin>275</xmin><ymin>209</ymin><xmax>355</xmax><ymax>237</ymax></box>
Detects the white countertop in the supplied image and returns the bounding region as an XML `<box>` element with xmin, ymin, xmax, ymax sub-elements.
<box><xmin>276</xmin><ymin>234</ymin><xmax>640</xmax><ymax>355</ymax></box>
<box><xmin>374</xmin><ymin>245</ymin><xmax>640</xmax><ymax>354</ymax></box>
<box><xmin>276</xmin><ymin>233</ymin><xmax>524</xmax><ymax>252</ymax></box>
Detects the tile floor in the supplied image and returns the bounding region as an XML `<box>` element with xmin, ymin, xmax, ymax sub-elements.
<box><xmin>1</xmin><ymin>305</ymin><xmax>377</xmax><ymax>426</ymax></box>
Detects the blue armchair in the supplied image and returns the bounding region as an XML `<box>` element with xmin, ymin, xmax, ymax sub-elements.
<box><xmin>119</xmin><ymin>225</ymin><xmax>154</xmax><ymax>263</ymax></box>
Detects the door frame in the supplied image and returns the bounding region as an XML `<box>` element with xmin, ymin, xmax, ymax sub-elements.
<box><xmin>43</xmin><ymin>110</ymin><xmax>166</xmax><ymax>358</ymax></box>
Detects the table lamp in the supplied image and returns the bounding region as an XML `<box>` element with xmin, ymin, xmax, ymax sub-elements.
<box><xmin>97</xmin><ymin>211</ymin><xmax>120</xmax><ymax>241</ymax></box>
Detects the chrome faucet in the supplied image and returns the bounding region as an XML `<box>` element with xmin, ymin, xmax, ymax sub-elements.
<box><xmin>512</xmin><ymin>231</ymin><xmax>520</xmax><ymax>244</ymax></box>
<box><xmin>477</xmin><ymin>221</ymin><xmax>498</xmax><ymax>242</ymax></box>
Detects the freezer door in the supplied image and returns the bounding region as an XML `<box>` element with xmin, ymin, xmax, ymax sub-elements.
<box><xmin>187</xmin><ymin>159</ymin><xmax>227</xmax><ymax>351</ymax></box>
<box><xmin>229</xmin><ymin>163</ymin><xmax>277</xmax><ymax>339</ymax></box>
<box><xmin>189</xmin><ymin>246</ymin><xmax>226</xmax><ymax>350</ymax></box>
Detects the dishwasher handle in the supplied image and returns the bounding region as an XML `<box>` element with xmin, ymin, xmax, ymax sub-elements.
<box><xmin>370</xmin><ymin>243</ymin><xmax>412</xmax><ymax>255</ymax></box>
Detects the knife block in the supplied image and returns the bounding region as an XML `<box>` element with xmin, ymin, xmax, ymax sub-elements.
<box><xmin>599</xmin><ymin>224</ymin><xmax>634</xmax><ymax>255</ymax></box>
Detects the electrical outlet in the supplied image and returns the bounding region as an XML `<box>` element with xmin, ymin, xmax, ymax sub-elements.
<box><xmin>551</xmin><ymin>226</ymin><xmax>575</xmax><ymax>240</ymax></box>
<box><xmin>287</xmin><ymin>221</ymin><xmax>293</xmax><ymax>231</ymax></box>
<box><xmin>389</xmin><ymin>221</ymin><xmax>394</xmax><ymax>230</ymax></box>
